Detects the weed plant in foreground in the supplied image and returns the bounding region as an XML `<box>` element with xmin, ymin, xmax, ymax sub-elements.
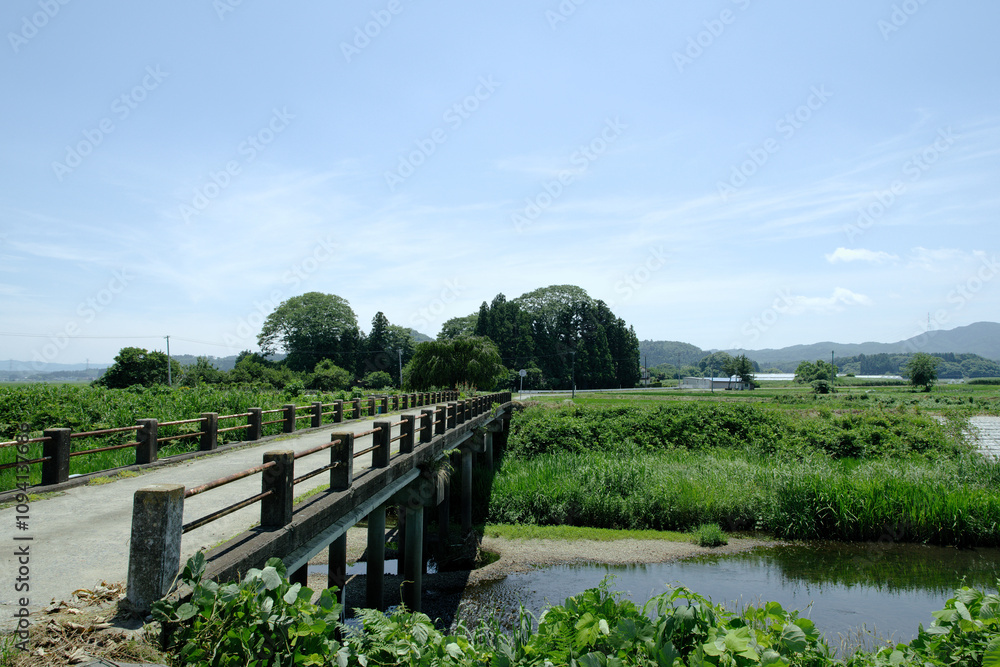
<box><xmin>152</xmin><ymin>553</ymin><xmax>1000</xmax><ymax>667</ymax></box>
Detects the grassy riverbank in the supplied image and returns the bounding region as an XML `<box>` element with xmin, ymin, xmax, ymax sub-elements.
<box><xmin>486</xmin><ymin>402</ymin><xmax>1000</xmax><ymax>547</ymax></box>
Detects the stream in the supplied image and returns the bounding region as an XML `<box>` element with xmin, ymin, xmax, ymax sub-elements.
<box><xmin>454</xmin><ymin>541</ymin><xmax>1000</xmax><ymax>651</ymax></box>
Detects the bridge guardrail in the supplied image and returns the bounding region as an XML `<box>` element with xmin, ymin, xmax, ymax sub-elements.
<box><xmin>0</xmin><ymin>391</ymin><xmax>461</xmax><ymax>493</ymax></box>
<box><xmin>125</xmin><ymin>392</ymin><xmax>511</xmax><ymax>610</ymax></box>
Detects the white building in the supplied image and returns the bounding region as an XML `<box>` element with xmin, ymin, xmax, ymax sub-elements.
<box><xmin>680</xmin><ymin>376</ymin><xmax>753</xmax><ymax>391</ymax></box>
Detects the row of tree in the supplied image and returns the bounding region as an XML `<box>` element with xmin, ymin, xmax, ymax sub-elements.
<box><xmin>439</xmin><ymin>285</ymin><xmax>641</xmax><ymax>390</ymax></box>
<box><xmin>796</xmin><ymin>352</ymin><xmax>943</xmax><ymax>391</ymax></box>
<box><xmin>838</xmin><ymin>352</ymin><xmax>1000</xmax><ymax>379</ymax></box>
<box><xmin>95</xmin><ymin>287</ymin><xmax>643</xmax><ymax>392</ymax></box>
<box><xmin>94</xmin><ymin>347</ymin><xmax>398</xmax><ymax>392</ymax></box>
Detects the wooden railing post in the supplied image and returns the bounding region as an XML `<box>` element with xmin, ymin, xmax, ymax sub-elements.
<box><xmin>282</xmin><ymin>404</ymin><xmax>296</xmax><ymax>433</ymax></box>
<box><xmin>380</xmin><ymin>396</ymin><xmax>388</xmax><ymax>414</ymax></box>
<box><xmin>447</xmin><ymin>403</ymin><xmax>457</xmax><ymax>429</ymax></box>
<box><xmin>331</xmin><ymin>432</ymin><xmax>355</xmax><ymax>491</ymax></box>
<box><xmin>199</xmin><ymin>413</ymin><xmax>218</xmax><ymax>451</ymax></box>
<box><xmin>41</xmin><ymin>428</ymin><xmax>71</xmax><ymax>486</ymax></box>
<box><xmin>373</xmin><ymin>421</ymin><xmax>390</xmax><ymax>468</ymax></box>
<box><xmin>311</xmin><ymin>402</ymin><xmax>323</xmax><ymax>428</ymax></box>
<box><xmin>419</xmin><ymin>409</ymin><xmax>434</xmax><ymax>444</ymax></box>
<box><xmin>136</xmin><ymin>419</ymin><xmax>158</xmax><ymax>465</ymax></box>
<box><xmin>333</xmin><ymin>400</ymin><xmax>343</xmax><ymax>424</ymax></box>
<box><xmin>248</xmin><ymin>408</ymin><xmax>263</xmax><ymax>441</ymax></box>
<box><xmin>434</xmin><ymin>406</ymin><xmax>445</xmax><ymax>436</ymax></box>
<box><xmin>261</xmin><ymin>450</ymin><xmax>294</xmax><ymax>527</ymax></box>
<box><xmin>456</xmin><ymin>401</ymin><xmax>466</xmax><ymax>425</ymax></box>
<box><xmin>351</xmin><ymin>398</ymin><xmax>361</xmax><ymax>420</ymax></box>
<box><xmin>368</xmin><ymin>396</ymin><xmax>376</xmax><ymax>417</ymax></box>
<box><xmin>390</xmin><ymin>395</ymin><xmax>399</xmax><ymax>411</ymax></box>
<box><xmin>400</xmin><ymin>415</ymin><xmax>415</xmax><ymax>454</ymax></box>
<box><xmin>401</xmin><ymin>394</ymin><xmax>409</xmax><ymax>410</ymax></box>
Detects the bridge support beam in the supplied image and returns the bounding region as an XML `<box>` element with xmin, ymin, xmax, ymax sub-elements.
<box><xmin>402</xmin><ymin>503</ymin><xmax>423</xmax><ymax>612</ymax></box>
<box><xmin>437</xmin><ymin>476</ymin><xmax>450</xmax><ymax>555</ymax></box>
<box><xmin>330</xmin><ymin>533</ymin><xmax>347</xmax><ymax>608</ymax></box>
<box><xmin>366</xmin><ymin>504</ymin><xmax>386</xmax><ymax>610</ymax></box>
<box><xmin>461</xmin><ymin>448</ymin><xmax>473</xmax><ymax>535</ymax></box>
<box><xmin>484</xmin><ymin>432</ymin><xmax>494</xmax><ymax>474</ymax></box>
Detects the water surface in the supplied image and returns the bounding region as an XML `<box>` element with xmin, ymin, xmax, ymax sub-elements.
<box><xmin>458</xmin><ymin>542</ymin><xmax>1000</xmax><ymax>648</ymax></box>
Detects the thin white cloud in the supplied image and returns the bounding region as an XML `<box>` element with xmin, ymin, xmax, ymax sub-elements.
<box><xmin>825</xmin><ymin>248</ymin><xmax>899</xmax><ymax>264</ymax></box>
<box><xmin>785</xmin><ymin>288</ymin><xmax>874</xmax><ymax>314</ymax></box>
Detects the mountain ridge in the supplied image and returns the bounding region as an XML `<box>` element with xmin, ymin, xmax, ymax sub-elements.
<box><xmin>641</xmin><ymin>321</ymin><xmax>1000</xmax><ymax>368</ymax></box>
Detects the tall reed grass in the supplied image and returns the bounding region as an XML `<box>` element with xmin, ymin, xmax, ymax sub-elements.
<box><xmin>488</xmin><ymin>450</ymin><xmax>1000</xmax><ymax>547</ymax></box>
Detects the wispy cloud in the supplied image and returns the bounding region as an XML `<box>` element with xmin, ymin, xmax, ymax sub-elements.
<box><xmin>826</xmin><ymin>248</ymin><xmax>899</xmax><ymax>264</ymax></box>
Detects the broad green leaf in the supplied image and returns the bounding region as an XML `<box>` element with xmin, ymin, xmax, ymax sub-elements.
<box><xmin>780</xmin><ymin>624</ymin><xmax>807</xmax><ymax>654</ymax></box>
<box><xmin>261</xmin><ymin>566</ymin><xmax>282</xmax><ymax>591</ymax></box>
<box><xmin>445</xmin><ymin>642</ymin><xmax>464</xmax><ymax>659</ymax></box>
<box><xmin>284</xmin><ymin>582</ymin><xmax>302</xmax><ymax>604</ymax></box>
<box><xmin>724</xmin><ymin>628</ymin><xmax>751</xmax><ymax>653</ymax></box>
<box><xmin>760</xmin><ymin>649</ymin><xmax>789</xmax><ymax>667</ymax></box>
<box><xmin>176</xmin><ymin>602</ymin><xmax>198</xmax><ymax>621</ymax></box>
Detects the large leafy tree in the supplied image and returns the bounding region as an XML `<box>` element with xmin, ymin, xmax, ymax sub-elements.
<box><xmin>904</xmin><ymin>352</ymin><xmax>939</xmax><ymax>392</ymax></box>
<box><xmin>257</xmin><ymin>292</ymin><xmax>360</xmax><ymax>372</ymax></box>
<box><xmin>404</xmin><ymin>336</ymin><xmax>506</xmax><ymax>390</ymax></box>
<box><xmin>95</xmin><ymin>347</ymin><xmax>180</xmax><ymax>388</ymax></box>
<box><xmin>794</xmin><ymin>360</ymin><xmax>837</xmax><ymax>384</ymax></box>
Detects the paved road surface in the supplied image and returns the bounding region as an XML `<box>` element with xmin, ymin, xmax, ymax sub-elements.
<box><xmin>0</xmin><ymin>407</ymin><xmax>430</xmax><ymax>630</ymax></box>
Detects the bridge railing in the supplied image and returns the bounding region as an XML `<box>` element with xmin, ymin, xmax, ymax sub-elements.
<box><xmin>0</xmin><ymin>391</ymin><xmax>461</xmax><ymax>492</ymax></box>
<box><xmin>125</xmin><ymin>392</ymin><xmax>510</xmax><ymax>609</ymax></box>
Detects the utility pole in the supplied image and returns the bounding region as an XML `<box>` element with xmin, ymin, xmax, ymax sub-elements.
<box><xmin>831</xmin><ymin>350</ymin><xmax>835</xmax><ymax>382</ymax></box>
<box><xmin>570</xmin><ymin>351</ymin><xmax>576</xmax><ymax>399</ymax></box>
<box><xmin>165</xmin><ymin>335</ymin><xmax>172</xmax><ymax>386</ymax></box>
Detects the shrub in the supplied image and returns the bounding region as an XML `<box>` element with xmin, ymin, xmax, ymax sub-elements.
<box><xmin>695</xmin><ymin>523</ymin><xmax>728</xmax><ymax>547</ymax></box>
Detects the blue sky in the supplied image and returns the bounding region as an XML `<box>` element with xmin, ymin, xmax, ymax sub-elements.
<box><xmin>1</xmin><ymin>1</ymin><xmax>998</xmax><ymax>366</ymax></box>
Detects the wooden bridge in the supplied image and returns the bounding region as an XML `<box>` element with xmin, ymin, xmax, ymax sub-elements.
<box><xmin>126</xmin><ymin>392</ymin><xmax>513</xmax><ymax>614</ymax></box>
